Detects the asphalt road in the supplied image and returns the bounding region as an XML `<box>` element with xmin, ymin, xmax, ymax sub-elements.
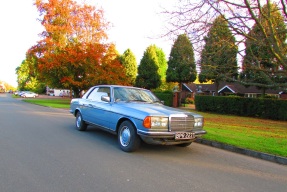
<box><xmin>0</xmin><ymin>93</ymin><xmax>286</xmax><ymax>192</ymax></box>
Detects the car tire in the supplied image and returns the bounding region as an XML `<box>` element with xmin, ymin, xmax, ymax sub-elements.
<box><xmin>76</xmin><ymin>112</ymin><xmax>87</xmax><ymax>131</ymax></box>
<box><xmin>118</xmin><ymin>121</ymin><xmax>141</xmax><ymax>152</ymax></box>
<box><xmin>177</xmin><ymin>142</ymin><xmax>192</xmax><ymax>147</ymax></box>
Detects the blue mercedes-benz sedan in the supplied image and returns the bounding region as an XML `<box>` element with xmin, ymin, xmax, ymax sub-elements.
<box><xmin>70</xmin><ymin>85</ymin><xmax>206</xmax><ymax>152</ymax></box>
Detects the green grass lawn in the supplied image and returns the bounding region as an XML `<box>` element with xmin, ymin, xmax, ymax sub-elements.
<box><xmin>23</xmin><ymin>98</ymin><xmax>71</xmax><ymax>108</ymax></box>
<box><xmin>22</xmin><ymin>97</ymin><xmax>287</xmax><ymax>157</ymax></box>
<box><xmin>192</xmin><ymin>110</ymin><xmax>287</xmax><ymax>157</ymax></box>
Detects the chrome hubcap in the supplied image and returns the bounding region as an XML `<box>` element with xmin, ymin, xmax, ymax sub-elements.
<box><xmin>120</xmin><ymin>126</ymin><xmax>131</xmax><ymax>147</ymax></box>
<box><xmin>76</xmin><ymin>115</ymin><xmax>81</xmax><ymax>128</ymax></box>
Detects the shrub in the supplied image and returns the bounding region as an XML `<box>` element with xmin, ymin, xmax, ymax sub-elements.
<box><xmin>195</xmin><ymin>95</ymin><xmax>287</xmax><ymax>121</ymax></box>
<box><xmin>185</xmin><ymin>97</ymin><xmax>194</xmax><ymax>104</ymax></box>
<box><xmin>153</xmin><ymin>91</ymin><xmax>173</xmax><ymax>107</ymax></box>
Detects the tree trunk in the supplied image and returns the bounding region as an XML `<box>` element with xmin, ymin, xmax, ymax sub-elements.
<box><xmin>262</xmin><ymin>88</ymin><xmax>266</xmax><ymax>98</ymax></box>
<box><xmin>214</xmin><ymin>81</ymin><xmax>219</xmax><ymax>96</ymax></box>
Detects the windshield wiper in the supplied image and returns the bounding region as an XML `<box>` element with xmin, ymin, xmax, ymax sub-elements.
<box><xmin>127</xmin><ymin>99</ymin><xmax>147</xmax><ymax>103</ymax></box>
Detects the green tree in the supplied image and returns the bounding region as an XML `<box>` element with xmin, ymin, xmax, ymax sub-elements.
<box><xmin>135</xmin><ymin>45</ymin><xmax>161</xmax><ymax>89</ymax></box>
<box><xmin>166</xmin><ymin>34</ymin><xmax>197</xmax><ymax>89</ymax></box>
<box><xmin>154</xmin><ymin>46</ymin><xmax>169</xmax><ymax>91</ymax></box>
<box><xmin>165</xmin><ymin>0</ymin><xmax>287</xmax><ymax>89</ymax></box>
<box><xmin>242</xmin><ymin>3</ymin><xmax>287</xmax><ymax>94</ymax></box>
<box><xmin>199</xmin><ymin>15</ymin><xmax>238</xmax><ymax>95</ymax></box>
<box><xmin>15</xmin><ymin>56</ymin><xmax>45</xmax><ymax>92</ymax></box>
<box><xmin>119</xmin><ymin>49</ymin><xmax>138</xmax><ymax>85</ymax></box>
<box><xmin>16</xmin><ymin>60</ymin><xmax>30</xmax><ymax>90</ymax></box>
<box><xmin>155</xmin><ymin>46</ymin><xmax>168</xmax><ymax>82</ymax></box>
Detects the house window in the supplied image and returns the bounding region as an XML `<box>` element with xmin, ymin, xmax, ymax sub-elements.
<box><xmin>245</xmin><ymin>93</ymin><xmax>257</xmax><ymax>98</ymax></box>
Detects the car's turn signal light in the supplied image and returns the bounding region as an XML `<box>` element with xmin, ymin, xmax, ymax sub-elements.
<box><xmin>143</xmin><ymin>116</ymin><xmax>151</xmax><ymax>128</ymax></box>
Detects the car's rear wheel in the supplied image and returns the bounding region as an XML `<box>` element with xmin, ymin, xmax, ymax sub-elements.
<box><xmin>118</xmin><ymin>121</ymin><xmax>140</xmax><ymax>152</ymax></box>
<box><xmin>76</xmin><ymin>112</ymin><xmax>87</xmax><ymax>131</ymax></box>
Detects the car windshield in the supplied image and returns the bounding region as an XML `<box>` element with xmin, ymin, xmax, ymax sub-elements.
<box><xmin>114</xmin><ymin>87</ymin><xmax>160</xmax><ymax>103</ymax></box>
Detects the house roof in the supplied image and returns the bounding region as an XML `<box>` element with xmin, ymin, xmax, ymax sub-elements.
<box><xmin>182</xmin><ymin>83</ymin><xmax>196</xmax><ymax>92</ymax></box>
<box><xmin>218</xmin><ymin>85</ymin><xmax>236</xmax><ymax>93</ymax></box>
<box><xmin>183</xmin><ymin>82</ymin><xmax>284</xmax><ymax>94</ymax></box>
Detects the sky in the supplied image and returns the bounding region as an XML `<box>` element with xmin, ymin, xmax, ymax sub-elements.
<box><xmin>0</xmin><ymin>0</ymin><xmax>176</xmax><ymax>87</ymax></box>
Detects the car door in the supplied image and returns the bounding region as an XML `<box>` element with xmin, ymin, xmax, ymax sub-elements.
<box><xmin>85</xmin><ymin>86</ymin><xmax>112</xmax><ymax>130</ymax></box>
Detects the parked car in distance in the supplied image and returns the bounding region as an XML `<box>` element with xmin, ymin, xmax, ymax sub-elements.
<box><xmin>20</xmin><ymin>91</ymin><xmax>39</xmax><ymax>98</ymax></box>
<box><xmin>70</xmin><ymin>85</ymin><xmax>206</xmax><ymax>152</ymax></box>
<box><xmin>14</xmin><ymin>91</ymin><xmax>21</xmax><ymax>96</ymax></box>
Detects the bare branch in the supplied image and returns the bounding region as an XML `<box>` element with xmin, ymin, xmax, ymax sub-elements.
<box><xmin>161</xmin><ymin>0</ymin><xmax>287</xmax><ymax>89</ymax></box>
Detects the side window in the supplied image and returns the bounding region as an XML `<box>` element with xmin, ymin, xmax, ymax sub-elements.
<box><xmin>87</xmin><ymin>87</ymin><xmax>110</xmax><ymax>102</ymax></box>
<box><xmin>87</xmin><ymin>88</ymin><xmax>99</xmax><ymax>100</ymax></box>
<box><xmin>82</xmin><ymin>87</ymin><xmax>96</xmax><ymax>99</ymax></box>
<box><xmin>98</xmin><ymin>87</ymin><xmax>110</xmax><ymax>97</ymax></box>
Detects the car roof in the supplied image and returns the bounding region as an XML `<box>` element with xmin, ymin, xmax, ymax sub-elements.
<box><xmin>94</xmin><ymin>85</ymin><xmax>148</xmax><ymax>90</ymax></box>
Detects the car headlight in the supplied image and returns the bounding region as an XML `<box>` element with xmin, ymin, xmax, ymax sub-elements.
<box><xmin>194</xmin><ymin>117</ymin><xmax>204</xmax><ymax>127</ymax></box>
<box><xmin>143</xmin><ymin>116</ymin><xmax>168</xmax><ymax>129</ymax></box>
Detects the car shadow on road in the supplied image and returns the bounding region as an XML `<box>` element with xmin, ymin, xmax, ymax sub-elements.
<box><xmin>80</xmin><ymin>125</ymin><xmax>195</xmax><ymax>155</ymax></box>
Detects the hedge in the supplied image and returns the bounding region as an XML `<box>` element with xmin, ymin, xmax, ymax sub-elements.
<box><xmin>195</xmin><ymin>95</ymin><xmax>287</xmax><ymax>121</ymax></box>
<box><xmin>153</xmin><ymin>91</ymin><xmax>173</xmax><ymax>107</ymax></box>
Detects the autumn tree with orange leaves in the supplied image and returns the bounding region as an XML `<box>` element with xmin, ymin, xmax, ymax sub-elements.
<box><xmin>28</xmin><ymin>0</ymin><xmax>129</xmax><ymax>97</ymax></box>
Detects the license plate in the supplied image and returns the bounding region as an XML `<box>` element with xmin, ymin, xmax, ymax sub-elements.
<box><xmin>175</xmin><ymin>132</ymin><xmax>195</xmax><ymax>140</ymax></box>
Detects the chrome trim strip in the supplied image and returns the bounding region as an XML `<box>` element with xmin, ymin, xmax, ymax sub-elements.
<box><xmin>137</xmin><ymin>130</ymin><xmax>207</xmax><ymax>137</ymax></box>
<box><xmin>85</xmin><ymin>120</ymin><xmax>115</xmax><ymax>133</ymax></box>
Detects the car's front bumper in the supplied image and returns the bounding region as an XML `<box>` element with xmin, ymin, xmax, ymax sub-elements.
<box><xmin>137</xmin><ymin>130</ymin><xmax>207</xmax><ymax>145</ymax></box>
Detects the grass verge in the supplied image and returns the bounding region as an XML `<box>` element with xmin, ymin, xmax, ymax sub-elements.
<box><xmin>191</xmin><ymin>110</ymin><xmax>287</xmax><ymax>157</ymax></box>
<box><xmin>23</xmin><ymin>98</ymin><xmax>71</xmax><ymax>108</ymax></box>
<box><xmin>22</xmin><ymin>98</ymin><xmax>287</xmax><ymax>157</ymax></box>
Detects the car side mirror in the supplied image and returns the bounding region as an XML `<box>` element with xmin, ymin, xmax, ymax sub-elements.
<box><xmin>101</xmin><ymin>95</ymin><xmax>110</xmax><ymax>102</ymax></box>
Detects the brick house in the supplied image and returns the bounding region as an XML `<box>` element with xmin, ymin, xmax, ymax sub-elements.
<box><xmin>0</xmin><ymin>83</ymin><xmax>6</xmax><ymax>93</ymax></box>
<box><xmin>182</xmin><ymin>82</ymin><xmax>287</xmax><ymax>99</ymax></box>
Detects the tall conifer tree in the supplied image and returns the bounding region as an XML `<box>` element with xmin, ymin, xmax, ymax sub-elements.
<box><xmin>120</xmin><ymin>49</ymin><xmax>137</xmax><ymax>85</ymax></box>
<box><xmin>199</xmin><ymin>15</ymin><xmax>238</xmax><ymax>95</ymax></box>
<box><xmin>155</xmin><ymin>46</ymin><xmax>168</xmax><ymax>82</ymax></box>
<box><xmin>135</xmin><ymin>45</ymin><xmax>161</xmax><ymax>89</ymax></box>
<box><xmin>166</xmin><ymin>34</ymin><xmax>197</xmax><ymax>88</ymax></box>
<box><xmin>242</xmin><ymin>3</ymin><xmax>287</xmax><ymax>93</ymax></box>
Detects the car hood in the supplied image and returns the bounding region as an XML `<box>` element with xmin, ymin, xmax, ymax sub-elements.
<box><xmin>113</xmin><ymin>102</ymin><xmax>201</xmax><ymax>119</ymax></box>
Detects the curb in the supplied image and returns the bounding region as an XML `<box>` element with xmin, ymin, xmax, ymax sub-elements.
<box><xmin>195</xmin><ymin>138</ymin><xmax>287</xmax><ymax>165</ymax></box>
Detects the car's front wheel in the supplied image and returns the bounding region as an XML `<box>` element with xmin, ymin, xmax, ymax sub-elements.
<box><xmin>118</xmin><ymin>121</ymin><xmax>141</xmax><ymax>152</ymax></box>
<box><xmin>76</xmin><ymin>112</ymin><xmax>87</xmax><ymax>131</ymax></box>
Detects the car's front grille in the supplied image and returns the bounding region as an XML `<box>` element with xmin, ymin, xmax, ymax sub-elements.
<box><xmin>170</xmin><ymin>115</ymin><xmax>194</xmax><ymax>131</ymax></box>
